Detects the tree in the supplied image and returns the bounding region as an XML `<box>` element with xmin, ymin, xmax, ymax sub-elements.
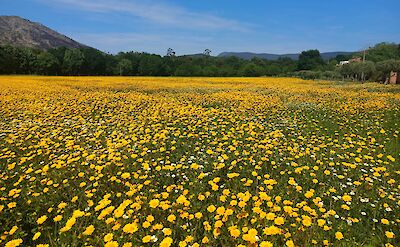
<box><xmin>36</xmin><ymin>52</ymin><xmax>59</xmax><ymax>75</ymax></box>
<box><xmin>376</xmin><ymin>60</ymin><xmax>400</xmax><ymax>82</ymax></box>
<box><xmin>358</xmin><ymin>61</ymin><xmax>376</xmax><ymax>82</ymax></box>
<box><xmin>166</xmin><ymin>48</ymin><xmax>176</xmax><ymax>57</ymax></box>
<box><xmin>203</xmin><ymin>49</ymin><xmax>211</xmax><ymax>56</ymax></box>
<box><xmin>339</xmin><ymin>63</ymin><xmax>352</xmax><ymax>80</ymax></box>
<box><xmin>240</xmin><ymin>63</ymin><xmax>264</xmax><ymax>77</ymax></box>
<box><xmin>298</xmin><ymin>49</ymin><xmax>325</xmax><ymax>70</ymax></box>
<box><xmin>360</xmin><ymin>43</ymin><xmax>400</xmax><ymax>62</ymax></box>
<box><xmin>334</xmin><ymin>54</ymin><xmax>353</xmax><ymax>62</ymax></box>
<box><xmin>175</xmin><ymin>63</ymin><xmax>202</xmax><ymax>76</ymax></box>
<box><xmin>117</xmin><ymin>59</ymin><xmax>133</xmax><ymax>76</ymax></box>
<box><xmin>138</xmin><ymin>54</ymin><xmax>166</xmax><ymax>76</ymax></box>
<box><xmin>63</xmin><ymin>49</ymin><xmax>85</xmax><ymax>75</ymax></box>
<box><xmin>18</xmin><ymin>48</ymin><xmax>39</xmax><ymax>74</ymax></box>
<box><xmin>81</xmin><ymin>48</ymin><xmax>107</xmax><ymax>75</ymax></box>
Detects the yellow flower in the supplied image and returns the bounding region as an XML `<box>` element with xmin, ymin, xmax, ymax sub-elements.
<box><xmin>335</xmin><ymin>232</ymin><xmax>343</xmax><ymax>240</ymax></box>
<box><xmin>60</xmin><ymin>217</ymin><xmax>76</xmax><ymax>232</ymax></box>
<box><xmin>342</xmin><ymin>194</ymin><xmax>352</xmax><ymax>202</ymax></box>
<box><xmin>142</xmin><ymin>235</ymin><xmax>152</xmax><ymax>243</ymax></box>
<box><xmin>53</xmin><ymin>215</ymin><xmax>62</xmax><ymax>222</ymax></box>
<box><xmin>263</xmin><ymin>225</ymin><xmax>281</xmax><ymax>235</ymax></box>
<box><xmin>123</xmin><ymin>223</ymin><xmax>138</xmax><ymax>234</ymax></box>
<box><xmin>305</xmin><ymin>190</ymin><xmax>314</xmax><ymax>198</ymax></box>
<box><xmin>9</xmin><ymin>226</ymin><xmax>18</xmax><ymax>235</ymax></box>
<box><xmin>176</xmin><ymin>195</ymin><xmax>189</xmax><ymax>205</ymax></box>
<box><xmin>229</xmin><ymin>227</ymin><xmax>241</xmax><ymax>238</ymax></box>
<box><xmin>104</xmin><ymin>233</ymin><xmax>114</xmax><ymax>242</ymax></box>
<box><xmin>104</xmin><ymin>241</ymin><xmax>119</xmax><ymax>247</ymax></box>
<box><xmin>387</xmin><ymin>155</ymin><xmax>395</xmax><ymax>162</ymax></box>
<box><xmin>37</xmin><ymin>215</ymin><xmax>48</xmax><ymax>225</ymax></box>
<box><xmin>242</xmin><ymin>228</ymin><xmax>258</xmax><ymax>243</ymax></box>
<box><xmin>227</xmin><ymin>173</ymin><xmax>240</xmax><ymax>178</ymax></box>
<box><xmin>286</xmin><ymin>240</ymin><xmax>295</xmax><ymax>247</ymax></box>
<box><xmin>207</xmin><ymin>205</ymin><xmax>216</xmax><ymax>212</ymax></box>
<box><xmin>143</xmin><ymin>221</ymin><xmax>151</xmax><ymax>228</ymax></box>
<box><xmin>381</xmin><ymin>218</ymin><xmax>389</xmax><ymax>225</ymax></box>
<box><xmin>163</xmin><ymin>228</ymin><xmax>172</xmax><ymax>236</ymax></box>
<box><xmin>385</xmin><ymin>231</ymin><xmax>394</xmax><ymax>239</ymax></box>
<box><xmin>274</xmin><ymin>216</ymin><xmax>285</xmax><ymax>225</ymax></box>
<box><xmin>302</xmin><ymin>216</ymin><xmax>312</xmax><ymax>227</ymax></box>
<box><xmin>317</xmin><ymin>219</ymin><xmax>326</xmax><ymax>227</ymax></box>
<box><xmin>58</xmin><ymin>202</ymin><xmax>67</xmax><ymax>209</ymax></box>
<box><xmin>160</xmin><ymin>237</ymin><xmax>173</xmax><ymax>247</ymax></box>
<box><xmin>83</xmin><ymin>225</ymin><xmax>95</xmax><ymax>235</ymax></box>
<box><xmin>145</xmin><ymin>215</ymin><xmax>154</xmax><ymax>223</ymax></box>
<box><xmin>260</xmin><ymin>241</ymin><xmax>273</xmax><ymax>247</ymax></box>
<box><xmin>149</xmin><ymin>199</ymin><xmax>159</xmax><ymax>208</ymax></box>
<box><xmin>5</xmin><ymin>239</ymin><xmax>23</xmax><ymax>247</ymax></box>
<box><xmin>167</xmin><ymin>214</ymin><xmax>176</xmax><ymax>222</ymax></box>
<box><xmin>201</xmin><ymin>236</ymin><xmax>209</xmax><ymax>244</ymax></box>
<box><xmin>32</xmin><ymin>232</ymin><xmax>41</xmax><ymax>240</ymax></box>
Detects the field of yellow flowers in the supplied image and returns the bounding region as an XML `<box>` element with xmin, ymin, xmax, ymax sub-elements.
<box><xmin>0</xmin><ymin>76</ymin><xmax>399</xmax><ymax>247</ymax></box>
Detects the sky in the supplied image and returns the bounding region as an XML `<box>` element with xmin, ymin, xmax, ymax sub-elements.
<box><xmin>2</xmin><ymin>0</ymin><xmax>400</xmax><ymax>55</ymax></box>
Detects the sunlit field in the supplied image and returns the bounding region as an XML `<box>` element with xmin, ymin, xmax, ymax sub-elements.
<box><xmin>1</xmin><ymin>76</ymin><xmax>399</xmax><ymax>247</ymax></box>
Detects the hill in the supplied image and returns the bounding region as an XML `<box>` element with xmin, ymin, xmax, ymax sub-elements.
<box><xmin>0</xmin><ymin>16</ymin><xmax>87</xmax><ymax>50</ymax></box>
<box><xmin>218</xmin><ymin>51</ymin><xmax>354</xmax><ymax>61</ymax></box>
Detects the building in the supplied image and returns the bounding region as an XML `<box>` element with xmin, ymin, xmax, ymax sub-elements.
<box><xmin>338</xmin><ymin>57</ymin><xmax>362</xmax><ymax>66</ymax></box>
<box><xmin>349</xmin><ymin>57</ymin><xmax>362</xmax><ymax>63</ymax></box>
<box><xmin>389</xmin><ymin>71</ymin><xmax>399</xmax><ymax>84</ymax></box>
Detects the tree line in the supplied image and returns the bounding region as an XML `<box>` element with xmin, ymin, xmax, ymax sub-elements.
<box><xmin>0</xmin><ymin>42</ymin><xmax>399</xmax><ymax>81</ymax></box>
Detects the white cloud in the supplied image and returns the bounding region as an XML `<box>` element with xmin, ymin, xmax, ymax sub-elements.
<box><xmin>39</xmin><ymin>0</ymin><xmax>248</xmax><ymax>31</ymax></box>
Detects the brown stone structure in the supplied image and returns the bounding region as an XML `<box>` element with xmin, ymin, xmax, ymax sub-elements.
<box><xmin>389</xmin><ymin>71</ymin><xmax>398</xmax><ymax>84</ymax></box>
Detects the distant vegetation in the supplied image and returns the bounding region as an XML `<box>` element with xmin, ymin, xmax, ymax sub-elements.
<box><xmin>0</xmin><ymin>42</ymin><xmax>399</xmax><ymax>82</ymax></box>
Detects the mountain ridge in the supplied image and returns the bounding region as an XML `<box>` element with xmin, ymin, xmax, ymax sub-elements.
<box><xmin>0</xmin><ymin>15</ymin><xmax>88</xmax><ymax>50</ymax></box>
<box><xmin>218</xmin><ymin>51</ymin><xmax>354</xmax><ymax>61</ymax></box>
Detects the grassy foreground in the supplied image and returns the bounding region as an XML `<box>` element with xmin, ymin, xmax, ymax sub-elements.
<box><xmin>0</xmin><ymin>76</ymin><xmax>399</xmax><ymax>247</ymax></box>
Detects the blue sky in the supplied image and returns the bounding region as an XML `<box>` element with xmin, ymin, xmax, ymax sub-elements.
<box><xmin>2</xmin><ymin>0</ymin><xmax>400</xmax><ymax>55</ymax></box>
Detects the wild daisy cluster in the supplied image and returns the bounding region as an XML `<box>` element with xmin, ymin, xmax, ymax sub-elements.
<box><xmin>0</xmin><ymin>76</ymin><xmax>399</xmax><ymax>246</ymax></box>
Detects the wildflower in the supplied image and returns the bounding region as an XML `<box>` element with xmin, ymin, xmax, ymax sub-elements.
<box><xmin>274</xmin><ymin>217</ymin><xmax>285</xmax><ymax>225</ymax></box>
<box><xmin>104</xmin><ymin>241</ymin><xmax>119</xmax><ymax>247</ymax></box>
<box><xmin>286</xmin><ymin>240</ymin><xmax>295</xmax><ymax>247</ymax></box>
<box><xmin>104</xmin><ymin>233</ymin><xmax>114</xmax><ymax>242</ymax></box>
<box><xmin>83</xmin><ymin>225</ymin><xmax>95</xmax><ymax>235</ymax></box>
<box><xmin>33</xmin><ymin>232</ymin><xmax>41</xmax><ymax>240</ymax></box>
<box><xmin>5</xmin><ymin>239</ymin><xmax>23</xmax><ymax>247</ymax></box>
<box><xmin>385</xmin><ymin>231</ymin><xmax>394</xmax><ymax>239</ymax></box>
<box><xmin>260</xmin><ymin>241</ymin><xmax>273</xmax><ymax>247</ymax></box>
<box><xmin>9</xmin><ymin>226</ymin><xmax>18</xmax><ymax>235</ymax></box>
<box><xmin>342</xmin><ymin>194</ymin><xmax>352</xmax><ymax>202</ymax></box>
<box><xmin>381</xmin><ymin>218</ymin><xmax>389</xmax><ymax>225</ymax></box>
<box><xmin>142</xmin><ymin>235</ymin><xmax>152</xmax><ymax>243</ymax></box>
<box><xmin>53</xmin><ymin>215</ymin><xmax>62</xmax><ymax>222</ymax></box>
<box><xmin>123</xmin><ymin>223</ymin><xmax>138</xmax><ymax>234</ymax></box>
<box><xmin>335</xmin><ymin>232</ymin><xmax>343</xmax><ymax>240</ymax></box>
<box><xmin>167</xmin><ymin>214</ymin><xmax>176</xmax><ymax>222</ymax></box>
<box><xmin>149</xmin><ymin>199</ymin><xmax>159</xmax><ymax>208</ymax></box>
<box><xmin>37</xmin><ymin>215</ymin><xmax>47</xmax><ymax>225</ymax></box>
<box><xmin>160</xmin><ymin>237</ymin><xmax>173</xmax><ymax>247</ymax></box>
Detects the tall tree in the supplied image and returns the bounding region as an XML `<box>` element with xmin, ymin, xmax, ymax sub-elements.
<box><xmin>36</xmin><ymin>52</ymin><xmax>59</xmax><ymax>75</ymax></box>
<box><xmin>298</xmin><ymin>49</ymin><xmax>325</xmax><ymax>70</ymax></box>
<box><xmin>117</xmin><ymin>59</ymin><xmax>133</xmax><ymax>76</ymax></box>
<box><xmin>63</xmin><ymin>49</ymin><xmax>85</xmax><ymax>75</ymax></box>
